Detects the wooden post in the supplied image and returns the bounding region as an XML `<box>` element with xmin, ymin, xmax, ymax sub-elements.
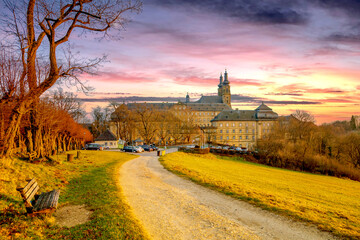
<box><xmin>76</xmin><ymin>151</ymin><xmax>81</xmax><ymax>159</ymax></box>
<box><xmin>67</xmin><ymin>154</ymin><xmax>74</xmax><ymax>162</ymax></box>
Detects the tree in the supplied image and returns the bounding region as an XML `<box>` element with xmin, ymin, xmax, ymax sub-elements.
<box><xmin>91</xmin><ymin>106</ymin><xmax>110</xmax><ymax>139</ymax></box>
<box><xmin>340</xmin><ymin>133</ymin><xmax>360</xmax><ymax>168</ymax></box>
<box><xmin>47</xmin><ymin>88</ymin><xmax>85</xmax><ymax>122</ymax></box>
<box><xmin>0</xmin><ymin>0</ymin><xmax>142</xmax><ymax>157</ymax></box>
<box><xmin>133</xmin><ymin>103</ymin><xmax>159</xmax><ymax>144</ymax></box>
<box><xmin>110</xmin><ymin>103</ymin><xmax>135</xmax><ymax>143</ymax></box>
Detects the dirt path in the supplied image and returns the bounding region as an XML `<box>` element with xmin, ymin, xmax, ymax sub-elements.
<box><xmin>119</xmin><ymin>150</ymin><xmax>336</xmax><ymax>240</ymax></box>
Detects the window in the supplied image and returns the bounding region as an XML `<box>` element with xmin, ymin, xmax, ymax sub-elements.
<box><xmin>199</xmin><ymin>112</ymin><xmax>202</xmax><ymax>116</ymax></box>
<box><xmin>232</xmin><ymin>123</ymin><xmax>235</xmax><ymax>127</ymax></box>
<box><xmin>239</xmin><ymin>129</ymin><xmax>242</xmax><ymax>133</ymax></box>
<box><xmin>196</xmin><ymin>112</ymin><xmax>198</xmax><ymax>115</ymax></box>
<box><xmin>220</xmin><ymin>130</ymin><xmax>223</xmax><ymax>133</ymax></box>
<box><xmin>240</xmin><ymin>136</ymin><xmax>242</xmax><ymax>140</ymax></box>
<box><xmin>246</xmin><ymin>136</ymin><xmax>248</xmax><ymax>139</ymax></box>
<box><xmin>220</xmin><ymin>136</ymin><xmax>223</xmax><ymax>140</ymax></box>
<box><xmin>212</xmin><ymin>112</ymin><xmax>214</xmax><ymax>115</ymax></box>
<box><xmin>226</xmin><ymin>136</ymin><xmax>229</xmax><ymax>140</ymax></box>
<box><xmin>208</xmin><ymin>112</ymin><xmax>210</xmax><ymax>115</ymax></box>
<box><xmin>246</xmin><ymin>129</ymin><xmax>248</xmax><ymax>133</ymax></box>
<box><xmin>220</xmin><ymin>123</ymin><xmax>223</xmax><ymax>127</ymax></box>
<box><xmin>232</xmin><ymin>129</ymin><xmax>235</xmax><ymax>133</ymax></box>
<box><xmin>226</xmin><ymin>130</ymin><xmax>229</xmax><ymax>133</ymax></box>
<box><xmin>252</xmin><ymin>129</ymin><xmax>255</xmax><ymax>134</ymax></box>
<box><xmin>226</xmin><ymin>123</ymin><xmax>229</xmax><ymax>127</ymax></box>
<box><xmin>252</xmin><ymin>136</ymin><xmax>255</xmax><ymax>140</ymax></box>
<box><xmin>252</xmin><ymin>123</ymin><xmax>255</xmax><ymax>127</ymax></box>
<box><xmin>214</xmin><ymin>136</ymin><xmax>216</xmax><ymax>140</ymax></box>
<box><xmin>233</xmin><ymin>136</ymin><xmax>235</xmax><ymax>140</ymax></box>
<box><xmin>246</xmin><ymin>123</ymin><xmax>248</xmax><ymax>127</ymax></box>
<box><xmin>239</xmin><ymin>123</ymin><xmax>242</xmax><ymax>127</ymax></box>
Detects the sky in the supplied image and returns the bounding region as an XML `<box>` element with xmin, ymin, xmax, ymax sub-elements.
<box><xmin>69</xmin><ymin>0</ymin><xmax>360</xmax><ymax>124</ymax></box>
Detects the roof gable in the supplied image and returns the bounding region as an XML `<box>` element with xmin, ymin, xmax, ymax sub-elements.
<box><xmin>95</xmin><ymin>129</ymin><xmax>117</xmax><ymax>141</ymax></box>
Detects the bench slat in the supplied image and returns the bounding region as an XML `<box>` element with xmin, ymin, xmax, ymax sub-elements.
<box><xmin>33</xmin><ymin>192</ymin><xmax>47</xmax><ymax>212</ymax></box>
<box><xmin>34</xmin><ymin>191</ymin><xmax>51</xmax><ymax>211</ymax></box>
<box><xmin>16</xmin><ymin>178</ymin><xmax>36</xmax><ymax>192</ymax></box>
<box><xmin>43</xmin><ymin>190</ymin><xmax>55</xmax><ymax>210</ymax></box>
<box><xmin>17</xmin><ymin>178</ymin><xmax>38</xmax><ymax>201</ymax></box>
<box><xmin>24</xmin><ymin>185</ymin><xmax>39</xmax><ymax>207</ymax></box>
<box><xmin>50</xmin><ymin>190</ymin><xmax>60</xmax><ymax>209</ymax></box>
<box><xmin>33</xmin><ymin>189</ymin><xmax>60</xmax><ymax>212</ymax></box>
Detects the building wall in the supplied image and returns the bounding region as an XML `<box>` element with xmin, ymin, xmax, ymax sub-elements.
<box><xmin>211</xmin><ymin>120</ymin><xmax>276</xmax><ymax>149</ymax></box>
<box><xmin>172</xmin><ymin>104</ymin><xmax>221</xmax><ymax>127</ymax></box>
<box><xmin>94</xmin><ymin>140</ymin><xmax>118</xmax><ymax>148</ymax></box>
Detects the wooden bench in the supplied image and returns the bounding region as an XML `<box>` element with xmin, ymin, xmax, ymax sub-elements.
<box><xmin>16</xmin><ymin>178</ymin><xmax>60</xmax><ymax>215</ymax></box>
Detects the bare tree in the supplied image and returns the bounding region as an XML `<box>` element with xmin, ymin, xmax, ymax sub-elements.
<box><xmin>133</xmin><ymin>103</ymin><xmax>159</xmax><ymax>144</ymax></box>
<box><xmin>91</xmin><ymin>106</ymin><xmax>110</xmax><ymax>139</ymax></box>
<box><xmin>0</xmin><ymin>0</ymin><xmax>142</xmax><ymax>157</ymax></box>
<box><xmin>47</xmin><ymin>88</ymin><xmax>85</xmax><ymax>122</ymax></box>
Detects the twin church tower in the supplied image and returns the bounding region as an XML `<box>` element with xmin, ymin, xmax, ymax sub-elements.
<box><xmin>185</xmin><ymin>69</ymin><xmax>231</xmax><ymax>107</ymax></box>
<box><xmin>217</xmin><ymin>69</ymin><xmax>231</xmax><ymax>107</ymax></box>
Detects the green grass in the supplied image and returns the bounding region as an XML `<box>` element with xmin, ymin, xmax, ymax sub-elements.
<box><xmin>0</xmin><ymin>151</ymin><xmax>148</xmax><ymax>240</ymax></box>
<box><xmin>160</xmin><ymin>152</ymin><xmax>360</xmax><ymax>239</ymax></box>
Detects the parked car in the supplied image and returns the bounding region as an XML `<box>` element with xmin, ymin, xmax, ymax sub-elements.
<box><xmin>141</xmin><ymin>145</ymin><xmax>153</xmax><ymax>151</ymax></box>
<box><xmin>150</xmin><ymin>144</ymin><xmax>158</xmax><ymax>151</ymax></box>
<box><xmin>84</xmin><ymin>143</ymin><xmax>103</xmax><ymax>151</ymax></box>
<box><xmin>134</xmin><ymin>146</ymin><xmax>144</xmax><ymax>152</ymax></box>
<box><xmin>123</xmin><ymin>146</ymin><xmax>139</xmax><ymax>152</ymax></box>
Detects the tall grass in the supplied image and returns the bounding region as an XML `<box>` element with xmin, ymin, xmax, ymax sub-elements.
<box><xmin>160</xmin><ymin>152</ymin><xmax>360</xmax><ymax>239</ymax></box>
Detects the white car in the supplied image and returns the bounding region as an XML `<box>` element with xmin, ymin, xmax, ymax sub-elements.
<box><xmin>134</xmin><ymin>146</ymin><xmax>144</xmax><ymax>152</ymax></box>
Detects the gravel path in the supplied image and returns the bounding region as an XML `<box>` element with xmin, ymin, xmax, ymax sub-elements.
<box><xmin>119</xmin><ymin>150</ymin><xmax>336</xmax><ymax>240</ymax></box>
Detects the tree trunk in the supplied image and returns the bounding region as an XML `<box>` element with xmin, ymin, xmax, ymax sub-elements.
<box><xmin>1</xmin><ymin>101</ymin><xmax>28</xmax><ymax>157</ymax></box>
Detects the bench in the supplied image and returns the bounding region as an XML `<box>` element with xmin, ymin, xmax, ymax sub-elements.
<box><xmin>16</xmin><ymin>178</ymin><xmax>60</xmax><ymax>215</ymax></box>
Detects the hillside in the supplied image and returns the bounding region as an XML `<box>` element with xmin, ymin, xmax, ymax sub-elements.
<box><xmin>160</xmin><ymin>152</ymin><xmax>360</xmax><ymax>239</ymax></box>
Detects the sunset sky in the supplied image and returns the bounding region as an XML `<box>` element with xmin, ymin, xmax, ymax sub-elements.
<box><xmin>69</xmin><ymin>0</ymin><xmax>360</xmax><ymax>124</ymax></box>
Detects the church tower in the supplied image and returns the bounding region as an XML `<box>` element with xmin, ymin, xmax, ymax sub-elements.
<box><xmin>221</xmin><ymin>69</ymin><xmax>231</xmax><ymax>107</ymax></box>
<box><xmin>217</xmin><ymin>73</ymin><xmax>223</xmax><ymax>96</ymax></box>
<box><xmin>185</xmin><ymin>92</ymin><xmax>190</xmax><ymax>103</ymax></box>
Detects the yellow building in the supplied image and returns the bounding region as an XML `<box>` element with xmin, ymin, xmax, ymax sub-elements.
<box><xmin>110</xmin><ymin>70</ymin><xmax>278</xmax><ymax>147</ymax></box>
<box><xmin>210</xmin><ymin>103</ymin><xmax>278</xmax><ymax>149</ymax></box>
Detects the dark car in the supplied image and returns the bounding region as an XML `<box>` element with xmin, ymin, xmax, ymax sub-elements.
<box><xmin>150</xmin><ymin>144</ymin><xmax>158</xmax><ymax>151</ymax></box>
<box><xmin>141</xmin><ymin>145</ymin><xmax>153</xmax><ymax>151</ymax></box>
<box><xmin>123</xmin><ymin>146</ymin><xmax>139</xmax><ymax>152</ymax></box>
<box><xmin>84</xmin><ymin>143</ymin><xmax>103</xmax><ymax>150</ymax></box>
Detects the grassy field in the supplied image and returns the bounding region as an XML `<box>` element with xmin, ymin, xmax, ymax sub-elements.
<box><xmin>160</xmin><ymin>152</ymin><xmax>360</xmax><ymax>239</ymax></box>
<box><xmin>0</xmin><ymin>151</ymin><xmax>147</xmax><ymax>240</ymax></box>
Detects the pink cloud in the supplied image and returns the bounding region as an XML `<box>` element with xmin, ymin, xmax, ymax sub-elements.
<box><xmin>81</xmin><ymin>71</ymin><xmax>155</xmax><ymax>83</ymax></box>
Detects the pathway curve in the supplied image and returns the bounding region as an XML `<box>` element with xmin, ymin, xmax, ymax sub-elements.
<box><xmin>119</xmin><ymin>150</ymin><xmax>336</xmax><ymax>240</ymax></box>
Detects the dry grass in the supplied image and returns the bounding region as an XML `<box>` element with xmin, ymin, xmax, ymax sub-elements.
<box><xmin>0</xmin><ymin>151</ymin><xmax>147</xmax><ymax>239</ymax></box>
<box><xmin>160</xmin><ymin>152</ymin><xmax>360</xmax><ymax>239</ymax></box>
